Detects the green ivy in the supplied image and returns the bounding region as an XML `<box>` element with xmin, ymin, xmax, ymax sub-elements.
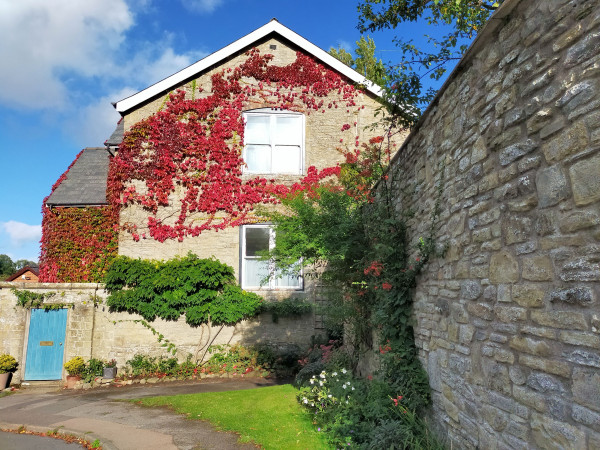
<box><xmin>261</xmin><ymin>297</ymin><xmax>313</xmax><ymax>323</ymax></box>
<box><xmin>104</xmin><ymin>253</ymin><xmax>263</xmax><ymax>326</ymax></box>
<box><xmin>12</xmin><ymin>288</ymin><xmax>73</xmax><ymax>310</ymax></box>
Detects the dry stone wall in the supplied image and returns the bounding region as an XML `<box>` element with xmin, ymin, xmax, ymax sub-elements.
<box><xmin>390</xmin><ymin>0</ymin><xmax>600</xmax><ymax>448</ymax></box>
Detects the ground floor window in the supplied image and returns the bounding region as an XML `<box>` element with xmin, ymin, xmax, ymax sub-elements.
<box><xmin>241</xmin><ymin>224</ymin><xmax>302</xmax><ymax>290</ymax></box>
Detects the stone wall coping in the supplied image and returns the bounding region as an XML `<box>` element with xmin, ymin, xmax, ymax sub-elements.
<box><xmin>0</xmin><ymin>282</ymin><xmax>105</xmax><ymax>290</ymax></box>
<box><xmin>388</xmin><ymin>0</ymin><xmax>521</xmax><ymax>169</ymax></box>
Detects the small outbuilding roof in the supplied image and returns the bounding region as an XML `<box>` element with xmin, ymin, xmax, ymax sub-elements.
<box><xmin>46</xmin><ymin>147</ymin><xmax>111</xmax><ymax>207</ymax></box>
<box><xmin>113</xmin><ymin>19</ymin><xmax>383</xmax><ymax>115</ymax></box>
<box><xmin>5</xmin><ymin>266</ymin><xmax>39</xmax><ymax>282</ymax></box>
<box><xmin>105</xmin><ymin>119</ymin><xmax>124</xmax><ymax>147</ymax></box>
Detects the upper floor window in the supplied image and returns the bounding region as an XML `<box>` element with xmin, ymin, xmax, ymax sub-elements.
<box><xmin>243</xmin><ymin>109</ymin><xmax>304</xmax><ymax>174</ymax></box>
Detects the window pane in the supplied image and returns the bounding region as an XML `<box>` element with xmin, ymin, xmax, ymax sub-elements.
<box><xmin>272</xmin><ymin>145</ymin><xmax>301</xmax><ymax>173</ymax></box>
<box><xmin>245</xmin><ymin>115</ymin><xmax>270</xmax><ymax>144</ymax></box>
<box><xmin>274</xmin><ymin>267</ymin><xmax>301</xmax><ymax>288</ymax></box>
<box><xmin>245</xmin><ymin>145</ymin><xmax>271</xmax><ymax>173</ymax></box>
<box><xmin>244</xmin><ymin>259</ymin><xmax>269</xmax><ymax>287</ymax></box>
<box><xmin>245</xmin><ymin>227</ymin><xmax>270</xmax><ymax>256</ymax></box>
<box><xmin>274</xmin><ymin>116</ymin><xmax>301</xmax><ymax>145</ymax></box>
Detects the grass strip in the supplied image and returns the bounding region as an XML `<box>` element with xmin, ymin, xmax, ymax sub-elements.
<box><xmin>136</xmin><ymin>384</ymin><xmax>331</xmax><ymax>449</ymax></box>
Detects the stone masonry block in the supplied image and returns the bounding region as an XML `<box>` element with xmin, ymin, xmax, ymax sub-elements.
<box><xmin>542</xmin><ymin>121</ymin><xmax>588</xmax><ymax>163</ymax></box>
<box><xmin>569</xmin><ymin>152</ymin><xmax>600</xmax><ymax>206</ymax></box>
<box><xmin>531</xmin><ymin>310</ymin><xmax>588</xmax><ymax>330</ymax></box>
<box><xmin>522</xmin><ymin>255</ymin><xmax>554</xmax><ymax>281</ymax></box>
<box><xmin>536</xmin><ymin>165</ymin><xmax>569</xmax><ymax>208</ymax></box>
<box><xmin>489</xmin><ymin>250</ymin><xmax>519</xmax><ymax>283</ymax></box>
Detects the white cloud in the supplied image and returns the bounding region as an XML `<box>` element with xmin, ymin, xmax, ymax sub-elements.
<box><xmin>2</xmin><ymin>221</ymin><xmax>41</xmax><ymax>245</ymax></box>
<box><xmin>180</xmin><ymin>0</ymin><xmax>225</xmax><ymax>13</ymax></box>
<box><xmin>0</xmin><ymin>0</ymin><xmax>134</xmax><ymax>110</ymax></box>
<box><xmin>66</xmin><ymin>87</ymin><xmax>136</xmax><ymax>148</ymax></box>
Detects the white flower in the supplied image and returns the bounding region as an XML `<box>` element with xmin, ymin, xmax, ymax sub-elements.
<box><xmin>311</xmin><ymin>403</ymin><xmax>315</xmax><ymax>406</ymax></box>
<box><xmin>320</xmin><ymin>372</ymin><xmax>326</xmax><ymax>379</ymax></box>
<box><xmin>332</xmin><ymin>372</ymin><xmax>338</xmax><ymax>376</ymax></box>
<box><xmin>310</xmin><ymin>379</ymin><xmax>314</xmax><ymax>384</ymax></box>
<box><xmin>341</xmin><ymin>368</ymin><xmax>347</xmax><ymax>374</ymax></box>
<box><xmin>319</xmin><ymin>381</ymin><xmax>323</xmax><ymax>386</ymax></box>
<box><xmin>352</xmin><ymin>387</ymin><xmax>355</xmax><ymax>391</ymax></box>
<box><xmin>343</xmin><ymin>385</ymin><xmax>347</xmax><ymax>389</ymax></box>
<box><xmin>346</xmin><ymin>400</ymin><xmax>349</xmax><ymax>404</ymax></box>
<box><xmin>303</xmin><ymin>398</ymin><xmax>308</xmax><ymax>404</ymax></box>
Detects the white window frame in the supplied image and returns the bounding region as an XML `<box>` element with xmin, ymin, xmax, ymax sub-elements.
<box><xmin>240</xmin><ymin>224</ymin><xmax>303</xmax><ymax>290</ymax></box>
<box><xmin>242</xmin><ymin>109</ymin><xmax>305</xmax><ymax>175</ymax></box>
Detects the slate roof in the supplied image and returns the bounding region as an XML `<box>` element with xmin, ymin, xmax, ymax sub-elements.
<box><xmin>46</xmin><ymin>147</ymin><xmax>110</xmax><ymax>206</ymax></box>
<box><xmin>105</xmin><ymin>119</ymin><xmax>124</xmax><ymax>147</ymax></box>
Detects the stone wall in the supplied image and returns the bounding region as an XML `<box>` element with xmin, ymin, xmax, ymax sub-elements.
<box><xmin>0</xmin><ymin>282</ymin><xmax>318</xmax><ymax>384</ymax></box>
<box><xmin>390</xmin><ymin>0</ymin><xmax>600</xmax><ymax>448</ymax></box>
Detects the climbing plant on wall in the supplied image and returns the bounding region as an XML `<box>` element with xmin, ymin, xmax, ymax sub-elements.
<box><xmin>39</xmin><ymin>151</ymin><xmax>118</xmax><ymax>283</ymax></box>
<box><xmin>107</xmin><ymin>48</ymin><xmax>366</xmax><ymax>242</ymax></box>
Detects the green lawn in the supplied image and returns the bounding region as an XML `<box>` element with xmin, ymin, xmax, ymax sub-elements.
<box><xmin>136</xmin><ymin>384</ymin><xmax>331</xmax><ymax>449</ymax></box>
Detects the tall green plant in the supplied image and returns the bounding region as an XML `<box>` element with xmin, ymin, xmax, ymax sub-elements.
<box><xmin>267</xmin><ymin>132</ymin><xmax>442</xmax><ymax>411</ymax></box>
<box><xmin>104</xmin><ymin>253</ymin><xmax>263</xmax><ymax>326</ymax></box>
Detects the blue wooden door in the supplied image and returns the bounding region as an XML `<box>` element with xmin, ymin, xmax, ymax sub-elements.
<box><xmin>24</xmin><ymin>309</ymin><xmax>68</xmax><ymax>380</ymax></box>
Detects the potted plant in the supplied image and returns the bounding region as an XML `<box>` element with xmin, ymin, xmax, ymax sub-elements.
<box><xmin>64</xmin><ymin>356</ymin><xmax>85</xmax><ymax>388</ymax></box>
<box><xmin>103</xmin><ymin>359</ymin><xmax>117</xmax><ymax>379</ymax></box>
<box><xmin>0</xmin><ymin>354</ymin><xmax>18</xmax><ymax>390</ymax></box>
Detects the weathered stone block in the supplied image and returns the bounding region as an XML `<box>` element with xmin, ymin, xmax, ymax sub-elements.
<box><xmin>519</xmin><ymin>354</ymin><xmax>571</xmax><ymax>378</ymax></box>
<box><xmin>513</xmin><ymin>385</ymin><xmax>547</xmax><ymax>412</ymax></box>
<box><xmin>467</xmin><ymin>302</ymin><xmax>494</xmax><ymax>321</ymax></box>
<box><xmin>495</xmin><ymin>306</ymin><xmax>527</xmax><ymax>323</ymax></box>
<box><xmin>571</xmin><ymin>404</ymin><xmax>600</xmax><ymax>431</ymax></box>
<box><xmin>481</xmin><ymin>404</ymin><xmax>509</xmax><ymax>431</ymax></box>
<box><xmin>510</xmin><ymin>335</ymin><xmax>552</xmax><ymax>357</ymax></box>
<box><xmin>573</xmin><ymin>367</ymin><xmax>600</xmax><ymax>412</ymax></box>
<box><xmin>564</xmin><ymin>31</ymin><xmax>600</xmax><ymax>68</ymax></box>
<box><xmin>536</xmin><ymin>165</ymin><xmax>569</xmax><ymax>208</ymax></box>
<box><xmin>559</xmin><ymin>209</ymin><xmax>600</xmax><ymax>233</ymax></box>
<box><xmin>522</xmin><ymin>255</ymin><xmax>554</xmax><ymax>281</ymax></box>
<box><xmin>460</xmin><ymin>280</ymin><xmax>482</xmax><ymax>300</ymax></box>
<box><xmin>560</xmin><ymin>257</ymin><xmax>600</xmax><ymax>281</ymax></box>
<box><xmin>531</xmin><ymin>310</ymin><xmax>587</xmax><ymax>330</ymax></box>
<box><xmin>559</xmin><ymin>331</ymin><xmax>600</xmax><ymax>349</ymax></box>
<box><xmin>499</xmin><ymin>139</ymin><xmax>538</xmax><ymax>166</ymax></box>
<box><xmin>489</xmin><ymin>250</ymin><xmax>519</xmax><ymax>283</ymax></box>
<box><xmin>550</xmin><ymin>286</ymin><xmax>594</xmax><ymax>305</ymax></box>
<box><xmin>563</xmin><ymin>349</ymin><xmax>600</xmax><ymax>368</ymax></box>
<box><xmin>569</xmin><ymin>153</ymin><xmax>600</xmax><ymax>206</ymax></box>
<box><xmin>526</xmin><ymin>372</ymin><xmax>565</xmax><ymax>393</ymax></box>
<box><xmin>542</xmin><ymin>121</ymin><xmax>588</xmax><ymax>162</ymax></box>
<box><xmin>503</xmin><ymin>215</ymin><xmax>532</xmax><ymax>245</ymax></box>
<box><xmin>512</xmin><ymin>284</ymin><xmax>544</xmax><ymax>307</ymax></box>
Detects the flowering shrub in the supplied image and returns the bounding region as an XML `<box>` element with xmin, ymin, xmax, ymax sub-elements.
<box><xmin>0</xmin><ymin>354</ymin><xmax>18</xmax><ymax>374</ymax></box>
<box><xmin>297</xmin><ymin>369</ymin><xmax>443</xmax><ymax>449</ymax></box>
<box><xmin>64</xmin><ymin>356</ymin><xmax>86</xmax><ymax>376</ymax></box>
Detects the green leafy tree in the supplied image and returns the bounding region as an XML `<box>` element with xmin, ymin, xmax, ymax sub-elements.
<box><xmin>14</xmin><ymin>259</ymin><xmax>38</xmax><ymax>270</ymax></box>
<box><xmin>0</xmin><ymin>254</ymin><xmax>15</xmax><ymax>279</ymax></box>
<box><xmin>357</xmin><ymin>0</ymin><xmax>502</xmax><ymax>125</ymax></box>
<box><xmin>329</xmin><ymin>36</ymin><xmax>388</xmax><ymax>89</ymax></box>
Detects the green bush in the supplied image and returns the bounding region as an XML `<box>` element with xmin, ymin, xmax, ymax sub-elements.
<box><xmin>254</xmin><ymin>344</ymin><xmax>301</xmax><ymax>378</ymax></box>
<box><xmin>0</xmin><ymin>354</ymin><xmax>18</xmax><ymax>374</ymax></box>
<box><xmin>64</xmin><ymin>357</ymin><xmax>85</xmax><ymax>376</ymax></box>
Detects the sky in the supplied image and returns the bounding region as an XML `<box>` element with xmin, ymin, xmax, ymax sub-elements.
<box><xmin>0</xmin><ymin>0</ymin><xmax>457</xmax><ymax>263</ymax></box>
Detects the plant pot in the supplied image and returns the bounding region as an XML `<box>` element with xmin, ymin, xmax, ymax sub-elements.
<box><xmin>0</xmin><ymin>372</ymin><xmax>10</xmax><ymax>390</ymax></box>
<box><xmin>103</xmin><ymin>367</ymin><xmax>117</xmax><ymax>379</ymax></box>
<box><xmin>66</xmin><ymin>375</ymin><xmax>81</xmax><ymax>389</ymax></box>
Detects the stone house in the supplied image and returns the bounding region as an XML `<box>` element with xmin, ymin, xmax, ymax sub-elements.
<box><xmin>0</xmin><ymin>20</ymin><xmax>391</xmax><ymax>383</ymax></box>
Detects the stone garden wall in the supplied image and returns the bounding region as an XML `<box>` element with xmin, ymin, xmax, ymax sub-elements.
<box><xmin>391</xmin><ymin>0</ymin><xmax>600</xmax><ymax>448</ymax></box>
<box><xmin>0</xmin><ymin>281</ymin><xmax>318</xmax><ymax>384</ymax></box>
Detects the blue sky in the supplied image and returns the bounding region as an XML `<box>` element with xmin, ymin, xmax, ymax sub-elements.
<box><xmin>0</xmin><ymin>0</ymin><xmax>456</xmax><ymax>262</ymax></box>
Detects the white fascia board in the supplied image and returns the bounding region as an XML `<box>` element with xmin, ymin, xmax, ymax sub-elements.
<box><xmin>114</xmin><ymin>20</ymin><xmax>383</xmax><ymax>114</ymax></box>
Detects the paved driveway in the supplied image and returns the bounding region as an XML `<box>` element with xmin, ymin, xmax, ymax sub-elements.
<box><xmin>0</xmin><ymin>378</ymin><xmax>281</xmax><ymax>449</ymax></box>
